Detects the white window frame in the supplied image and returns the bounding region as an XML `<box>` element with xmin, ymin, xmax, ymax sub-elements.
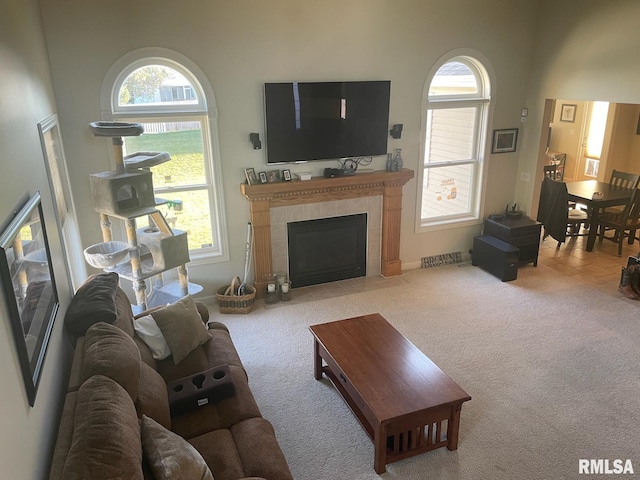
<box><xmin>100</xmin><ymin>48</ymin><xmax>228</xmax><ymax>264</ymax></box>
<box><xmin>416</xmin><ymin>54</ymin><xmax>492</xmax><ymax>232</ymax></box>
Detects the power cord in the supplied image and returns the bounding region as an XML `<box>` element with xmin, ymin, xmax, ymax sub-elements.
<box><xmin>340</xmin><ymin>157</ymin><xmax>372</xmax><ymax>172</ymax></box>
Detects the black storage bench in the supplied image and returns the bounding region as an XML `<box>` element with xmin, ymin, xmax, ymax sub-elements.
<box><xmin>472</xmin><ymin>235</ymin><xmax>520</xmax><ymax>282</ymax></box>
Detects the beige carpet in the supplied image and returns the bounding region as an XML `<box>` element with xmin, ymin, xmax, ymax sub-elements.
<box><xmin>214</xmin><ymin>265</ymin><xmax>640</xmax><ymax>479</ymax></box>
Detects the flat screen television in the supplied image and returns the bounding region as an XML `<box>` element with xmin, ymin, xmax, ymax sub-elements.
<box><xmin>264</xmin><ymin>81</ymin><xmax>390</xmax><ymax>164</ymax></box>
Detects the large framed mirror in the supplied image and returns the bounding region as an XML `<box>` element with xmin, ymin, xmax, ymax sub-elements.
<box><xmin>0</xmin><ymin>191</ymin><xmax>59</xmax><ymax>406</ymax></box>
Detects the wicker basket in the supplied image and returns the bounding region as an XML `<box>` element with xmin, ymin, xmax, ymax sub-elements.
<box><xmin>216</xmin><ymin>276</ymin><xmax>256</xmax><ymax>314</ymax></box>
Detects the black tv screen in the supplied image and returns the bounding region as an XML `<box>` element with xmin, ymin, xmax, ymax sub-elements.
<box><xmin>264</xmin><ymin>81</ymin><xmax>390</xmax><ymax>164</ymax></box>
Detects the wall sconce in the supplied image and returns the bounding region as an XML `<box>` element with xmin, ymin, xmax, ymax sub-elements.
<box><xmin>249</xmin><ymin>133</ymin><xmax>262</xmax><ymax>150</ymax></box>
<box><xmin>389</xmin><ymin>124</ymin><xmax>403</xmax><ymax>139</ymax></box>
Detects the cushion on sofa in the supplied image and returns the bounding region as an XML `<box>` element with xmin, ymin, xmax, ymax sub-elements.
<box><xmin>151</xmin><ymin>295</ymin><xmax>210</xmax><ymax>365</ymax></box>
<box><xmin>136</xmin><ymin>361</ymin><xmax>171</xmax><ymax>430</ymax></box>
<box><xmin>154</xmin><ymin>323</ymin><xmax>245</xmax><ymax>385</ymax></box>
<box><xmin>64</xmin><ymin>273</ymin><xmax>119</xmax><ymax>338</ymax></box>
<box><xmin>232</xmin><ymin>418</ymin><xmax>295</xmax><ymax>480</ymax></box>
<box><xmin>112</xmin><ymin>286</ymin><xmax>136</xmax><ymax>338</ymax></box>
<box><xmin>188</xmin><ymin>428</ymin><xmax>245</xmax><ymax>480</ymax></box>
<box><xmin>48</xmin><ymin>391</ymin><xmax>78</xmax><ymax>480</ymax></box>
<box><xmin>134</xmin><ymin>314</ymin><xmax>171</xmax><ymax>360</ymax></box>
<box><xmin>81</xmin><ymin>322</ymin><xmax>141</xmax><ymax>401</ymax></box>
<box><xmin>62</xmin><ymin>375</ymin><xmax>143</xmax><ymax>480</ymax></box>
<box><xmin>170</xmin><ymin>365</ymin><xmax>261</xmax><ymax>439</ymax></box>
<box><xmin>141</xmin><ymin>415</ymin><xmax>214</xmax><ymax>480</ymax></box>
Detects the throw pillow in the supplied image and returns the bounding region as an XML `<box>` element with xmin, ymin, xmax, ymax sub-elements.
<box><xmin>62</xmin><ymin>375</ymin><xmax>143</xmax><ymax>480</ymax></box>
<box><xmin>150</xmin><ymin>295</ymin><xmax>210</xmax><ymax>365</ymax></box>
<box><xmin>81</xmin><ymin>322</ymin><xmax>141</xmax><ymax>402</ymax></box>
<box><xmin>140</xmin><ymin>415</ymin><xmax>214</xmax><ymax>480</ymax></box>
<box><xmin>64</xmin><ymin>272</ymin><xmax>119</xmax><ymax>338</ymax></box>
<box><xmin>134</xmin><ymin>314</ymin><xmax>171</xmax><ymax>360</ymax></box>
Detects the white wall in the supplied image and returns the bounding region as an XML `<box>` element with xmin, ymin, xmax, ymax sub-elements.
<box><xmin>39</xmin><ymin>0</ymin><xmax>538</xmax><ymax>289</ymax></box>
<box><xmin>0</xmin><ymin>1</ymin><xmax>74</xmax><ymax>479</ymax></box>
<box><xmin>609</xmin><ymin>103</ymin><xmax>640</xmax><ymax>175</ymax></box>
<box><xmin>549</xmin><ymin>99</ymin><xmax>587</xmax><ymax>181</ymax></box>
<box><xmin>518</xmin><ymin>0</ymin><xmax>640</xmax><ymax>215</ymax></box>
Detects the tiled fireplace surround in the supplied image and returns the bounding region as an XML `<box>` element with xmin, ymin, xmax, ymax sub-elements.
<box><xmin>271</xmin><ymin>198</ymin><xmax>381</xmax><ymax>279</ymax></box>
<box><xmin>240</xmin><ymin>169</ymin><xmax>414</xmax><ymax>297</ymax></box>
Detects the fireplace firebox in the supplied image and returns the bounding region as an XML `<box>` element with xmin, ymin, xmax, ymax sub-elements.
<box><xmin>288</xmin><ymin>213</ymin><xmax>367</xmax><ymax>288</ymax></box>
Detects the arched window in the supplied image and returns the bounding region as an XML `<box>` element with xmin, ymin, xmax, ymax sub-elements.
<box><xmin>104</xmin><ymin>50</ymin><xmax>228</xmax><ymax>262</ymax></box>
<box><xmin>418</xmin><ymin>55</ymin><xmax>491</xmax><ymax>229</ymax></box>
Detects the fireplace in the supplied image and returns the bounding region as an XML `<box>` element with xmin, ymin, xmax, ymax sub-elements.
<box><xmin>288</xmin><ymin>214</ymin><xmax>367</xmax><ymax>287</ymax></box>
<box><xmin>239</xmin><ymin>169</ymin><xmax>414</xmax><ymax>297</ymax></box>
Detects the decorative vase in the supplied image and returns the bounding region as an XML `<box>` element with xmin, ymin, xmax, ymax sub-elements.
<box><xmin>386</xmin><ymin>153</ymin><xmax>393</xmax><ymax>171</ymax></box>
<box><xmin>393</xmin><ymin>148</ymin><xmax>403</xmax><ymax>171</ymax></box>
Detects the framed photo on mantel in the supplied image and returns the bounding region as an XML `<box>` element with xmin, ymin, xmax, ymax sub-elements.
<box><xmin>244</xmin><ymin>167</ymin><xmax>259</xmax><ymax>185</ymax></box>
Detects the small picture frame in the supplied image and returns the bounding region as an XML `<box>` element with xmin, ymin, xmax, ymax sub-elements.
<box><xmin>491</xmin><ymin>128</ymin><xmax>518</xmax><ymax>154</ymax></box>
<box><xmin>244</xmin><ymin>167</ymin><xmax>258</xmax><ymax>185</ymax></box>
<box><xmin>258</xmin><ymin>171</ymin><xmax>268</xmax><ymax>184</ymax></box>
<box><xmin>267</xmin><ymin>170</ymin><xmax>282</xmax><ymax>183</ymax></box>
<box><xmin>282</xmin><ymin>169</ymin><xmax>292</xmax><ymax>181</ymax></box>
<box><xmin>560</xmin><ymin>104</ymin><xmax>577</xmax><ymax>123</ymax></box>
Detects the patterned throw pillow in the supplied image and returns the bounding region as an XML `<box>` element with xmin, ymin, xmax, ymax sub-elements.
<box><xmin>140</xmin><ymin>415</ymin><xmax>214</xmax><ymax>480</ymax></box>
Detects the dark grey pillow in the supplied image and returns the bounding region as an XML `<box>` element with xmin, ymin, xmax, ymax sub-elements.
<box><xmin>64</xmin><ymin>272</ymin><xmax>119</xmax><ymax>338</ymax></box>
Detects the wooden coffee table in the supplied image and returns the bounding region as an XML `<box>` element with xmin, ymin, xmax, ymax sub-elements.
<box><xmin>310</xmin><ymin>313</ymin><xmax>471</xmax><ymax>473</ymax></box>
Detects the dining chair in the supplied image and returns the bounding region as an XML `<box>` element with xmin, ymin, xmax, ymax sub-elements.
<box><xmin>609</xmin><ymin>169</ymin><xmax>640</xmax><ymax>189</ymax></box>
<box><xmin>598</xmin><ymin>169</ymin><xmax>640</xmax><ymax>218</ymax></box>
<box><xmin>546</xmin><ymin>152</ymin><xmax>566</xmax><ymax>181</ymax></box>
<box><xmin>537</xmin><ymin>177</ymin><xmax>590</xmax><ymax>248</ymax></box>
<box><xmin>597</xmin><ymin>187</ymin><xmax>640</xmax><ymax>256</ymax></box>
<box><xmin>543</xmin><ymin>164</ymin><xmax>559</xmax><ymax>180</ymax></box>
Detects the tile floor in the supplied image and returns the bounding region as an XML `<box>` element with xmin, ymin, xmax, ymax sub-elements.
<box><xmin>535</xmin><ymin>231</ymin><xmax>638</xmax><ymax>293</ymax></box>
<box><xmin>254</xmin><ymin>230</ymin><xmax>640</xmax><ymax>308</ymax></box>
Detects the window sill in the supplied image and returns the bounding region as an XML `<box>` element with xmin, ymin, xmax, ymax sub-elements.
<box><xmin>416</xmin><ymin>216</ymin><xmax>482</xmax><ymax>234</ymax></box>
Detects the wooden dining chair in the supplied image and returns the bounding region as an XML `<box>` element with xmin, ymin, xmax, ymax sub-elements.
<box><xmin>599</xmin><ymin>170</ymin><xmax>640</xmax><ymax>217</ymax></box>
<box><xmin>609</xmin><ymin>169</ymin><xmax>640</xmax><ymax>189</ymax></box>
<box><xmin>543</xmin><ymin>164</ymin><xmax>558</xmax><ymax>180</ymax></box>
<box><xmin>537</xmin><ymin>177</ymin><xmax>590</xmax><ymax>248</ymax></box>
<box><xmin>542</xmin><ymin>165</ymin><xmax>586</xmax><ymax>232</ymax></box>
<box><xmin>547</xmin><ymin>152</ymin><xmax>566</xmax><ymax>181</ymax></box>
<box><xmin>597</xmin><ymin>187</ymin><xmax>640</xmax><ymax>256</ymax></box>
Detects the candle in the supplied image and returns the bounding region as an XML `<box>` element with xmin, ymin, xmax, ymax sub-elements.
<box><xmin>281</xmin><ymin>283</ymin><xmax>289</xmax><ymax>293</ymax></box>
<box><xmin>267</xmin><ymin>283</ymin><xmax>276</xmax><ymax>292</ymax></box>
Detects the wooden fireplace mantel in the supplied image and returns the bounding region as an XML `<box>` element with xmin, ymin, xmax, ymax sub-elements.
<box><xmin>240</xmin><ymin>168</ymin><xmax>414</xmax><ymax>295</ymax></box>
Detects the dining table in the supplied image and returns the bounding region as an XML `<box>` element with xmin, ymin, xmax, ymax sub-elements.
<box><xmin>565</xmin><ymin>180</ymin><xmax>635</xmax><ymax>251</ymax></box>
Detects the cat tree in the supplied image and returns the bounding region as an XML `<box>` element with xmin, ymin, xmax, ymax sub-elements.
<box><xmin>84</xmin><ymin>121</ymin><xmax>201</xmax><ymax>311</ymax></box>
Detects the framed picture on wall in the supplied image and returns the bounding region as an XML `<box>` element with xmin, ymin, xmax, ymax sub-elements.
<box><xmin>560</xmin><ymin>104</ymin><xmax>577</xmax><ymax>123</ymax></box>
<box><xmin>0</xmin><ymin>192</ymin><xmax>59</xmax><ymax>406</ymax></box>
<box><xmin>491</xmin><ymin>128</ymin><xmax>519</xmax><ymax>154</ymax></box>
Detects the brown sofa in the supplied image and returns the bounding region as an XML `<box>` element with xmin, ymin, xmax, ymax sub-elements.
<box><xmin>49</xmin><ymin>275</ymin><xmax>293</xmax><ymax>480</ymax></box>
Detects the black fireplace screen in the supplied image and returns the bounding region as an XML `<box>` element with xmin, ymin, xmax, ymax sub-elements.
<box><xmin>287</xmin><ymin>213</ymin><xmax>367</xmax><ymax>288</ymax></box>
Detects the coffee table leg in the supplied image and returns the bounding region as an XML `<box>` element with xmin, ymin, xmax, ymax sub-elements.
<box><xmin>447</xmin><ymin>404</ymin><xmax>463</xmax><ymax>451</ymax></box>
<box><xmin>313</xmin><ymin>339</ymin><xmax>322</xmax><ymax>380</ymax></box>
<box><xmin>374</xmin><ymin>425</ymin><xmax>387</xmax><ymax>474</ymax></box>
